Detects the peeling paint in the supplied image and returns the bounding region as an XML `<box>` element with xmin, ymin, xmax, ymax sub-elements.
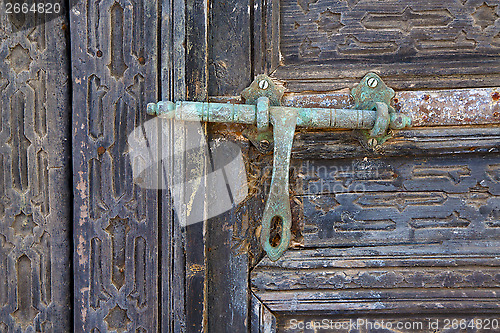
<box><xmin>77</xmin><ymin>235</ymin><xmax>87</xmax><ymax>266</ymax></box>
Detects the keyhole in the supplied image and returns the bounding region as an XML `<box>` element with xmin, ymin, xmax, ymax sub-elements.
<box><xmin>270</xmin><ymin>215</ymin><xmax>283</xmax><ymax>247</ymax></box>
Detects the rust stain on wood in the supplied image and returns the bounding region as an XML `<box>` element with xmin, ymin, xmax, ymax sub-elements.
<box><xmin>210</xmin><ymin>86</ymin><xmax>500</xmax><ymax>127</ymax></box>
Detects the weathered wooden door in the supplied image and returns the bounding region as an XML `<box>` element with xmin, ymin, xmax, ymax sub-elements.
<box><xmin>198</xmin><ymin>0</ymin><xmax>500</xmax><ymax>332</ymax></box>
<box><xmin>0</xmin><ymin>0</ymin><xmax>499</xmax><ymax>332</ymax></box>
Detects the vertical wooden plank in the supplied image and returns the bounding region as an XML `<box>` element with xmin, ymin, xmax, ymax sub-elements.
<box><xmin>161</xmin><ymin>0</ymin><xmax>208</xmax><ymax>331</ymax></box>
<box><xmin>161</xmin><ymin>1</ymin><xmax>188</xmax><ymax>331</ymax></box>
<box><xmin>204</xmin><ymin>2</ymin><xmax>254</xmax><ymax>331</ymax></box>
<box><xmin>184</xmin><ymin>1</ymin><xmax>208</xmax><ymax>332</ymax></box>
<box><xmin>0</xmin><ymin>4</ymin><xmax>72</xmax><ymax>332</ymax></box>
<box><xmin>71</xmin><ymin>0</ymin><xmax>159</xmax><ymax>331</ymax></box>
<box><xmin>208</xmin><ymin>0</ymin><xmax>251</xmax><ymax>95</ymax></box>
<box><xmin>205</xmin><ymin>204</ymin><xmax>250</xmax><ymax>332</ymax></box>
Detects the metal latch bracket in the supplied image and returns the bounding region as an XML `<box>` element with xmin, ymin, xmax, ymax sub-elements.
<box><xmin>147</xmin><ymin>73</ymin><xmax>412</xmax><ymax>261</ymax></box>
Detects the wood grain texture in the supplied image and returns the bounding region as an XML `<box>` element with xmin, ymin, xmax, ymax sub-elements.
<box><xmin>0</xmin><ymin>4</ymin><xmax>72</xmax><ymax>332</ymax></box>
<box><xmin>250</xmin><ymin>293</ymin><xmax>277</xmax><ymax>333</ymax></box>
<box><xmin>205</xmin><ymin>136</ymin><xmax>251</xmax><ymax>333</ymax></box>
<box><xmin>70</xmin><ymin>0</ymin><xmax>159</xmax><ymax>331</ymax></box>
<box><xmin>208</xmin><ymin>0</ymin><xmax>251</xmax><ymax>96</ymax></box>
<box><xmin>184</xmin><ymin>1</ymin><xmax>208</xmax><ymax>331</ymax></box>
<box><xmin>258</xmin><ymin>0</ymin><xmax>500</xmax><ymax>91</ymax></box>
<box><xmin>277</xmin><ymin>314</ymin><xmax>497</xmax><ymax>332</ymax></box>
<box><xmin>292</xmin><ymin>126</ymin><xmax>500</xmax><ymax>159</ymax></box>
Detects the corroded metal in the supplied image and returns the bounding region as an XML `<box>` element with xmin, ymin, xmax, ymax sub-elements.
<box><xmin>352</xmin><ymin>73</ymin><xmax>396</xmax><ymax>114</ymax></box>
<box><xmin>146</xmin><ymin>101</ymin><xmax>410</xmax><ymax>131</ymax></box>
<box><xmin>278</xmin><ymin>88</ymin><xmax>500</xmax><ymax>127</ymax></box>
<box><xmin>240</xmin><ymin>74</ymin><xmax>285</xmax><ymax>106</ymax></box>
<box><xmin>147</xmin><ymin>73</ymin><xmax>412</xmax><ymax>261</ymax></box>
<box><xmin>261</xmin><ymin>106</ymin><xmax>297</xmax><ymax>261</ymax></box>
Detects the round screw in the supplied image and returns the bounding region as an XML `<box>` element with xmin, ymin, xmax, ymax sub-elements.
<box><xmin>367</xmin><ymin>77</ymin><xmax>378</xmax><ymax>88</ymax></box>
<box><xmin>260</xmin><ymin>139</ymin><xmax>270</xmax><ymax>149</ymax></box>
<box><xmin>368</xmin><ymin>138</ymin><xmax>378</xmax><ymax>147</ymax></box>
<box><xmin>259</xmin><ymin>80</ymin><xmax>269</xmax><ymax>90</ymax></box>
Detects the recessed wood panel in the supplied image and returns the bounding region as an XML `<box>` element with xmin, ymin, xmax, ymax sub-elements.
<box><xmin>262</xmin><ymin>0</ymin><xmax>500</xmax><ymax>91</ymax></box>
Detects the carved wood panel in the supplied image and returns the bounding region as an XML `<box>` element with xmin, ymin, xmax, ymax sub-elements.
<box><xmin>70</xmin><ymin>0</ymin><xmax>159</xmax><ymax>331</ymax></box>
<box><xmin>0</xmin><ymin>3</ymin><xmax>72</xmax><ymax>332</ymax></box>
<box><xmin>249</xmin><ymin>127</ymin><xmax>500</xmax><ymax>327</ymax></box>
<box><xmin>298</xmin><ymin>152</ymin><xmax>500</xmax><ymax>247</ymax></box>
<box><xmin>255</xmin><ymin>0</ymin><xmax>500</xmax><ymax>91</ymax></box>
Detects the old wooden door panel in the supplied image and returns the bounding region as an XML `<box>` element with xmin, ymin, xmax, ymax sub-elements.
<box><xmin>199</xmin><ymin>0</ymin><xmax>500</xmax><ymax>332</ymax></box>
<box><xmin>70</xmin><ymin>0</ymin><xmax>159</xmax><ymax>331</ymax></box>
<box><xmin>258</xmin><ymin>0</ymin><xmax>500</xmax><ymax>91</ymax></box>
<box><xmin>298</xmin><ymin>152</ymin><xmax>500</xmax><ymax>247</ymax></box>
<box><xmin>0</xmin><ymin>5</ymin><xmax>72</xmax><ymax>332</ymax></box>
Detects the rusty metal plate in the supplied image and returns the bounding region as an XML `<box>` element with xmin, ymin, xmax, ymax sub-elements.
<box><xmin>211</xmin><ymin>87</ymin><xmax>500</xmax><ymax>127</ymax></box>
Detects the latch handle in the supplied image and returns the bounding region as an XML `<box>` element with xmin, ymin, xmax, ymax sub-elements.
<box><xmin>261</xmin><ymin>105</ymin><xmax>298</xmax><ymax>261</ymax></box>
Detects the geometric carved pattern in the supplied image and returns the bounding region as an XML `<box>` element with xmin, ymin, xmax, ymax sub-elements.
<box><xmin>251</xmin><ymin>247</ymin><xmax>500</xmax><ymax>314</ymax></box>
<box><xmin>274</xmin><ymin>0</ymin><xmax>500</xmax><ymax>90</ymax></box>
<box><xmin>11</xmin><ymin>213</ymin><xmax>37</xmax><ymax>239</ymax></box>
<box><xmin>86</xmin><ymin>0</ymin><xmax>102</xmax><ymax>57</ymax></box>
<box><xmin>28</xmin><ymin>69</ymin><xmax>48</xmax><ymax>138</ymax></box>
<box><xmin>33</xmin><ymin>232</ymin><xmax>52</xmax><ymax>307</ymax></box>
<box><xmin>6</xmin><ymin>44</ymin><xmax>32</xmax><ymax>74</ymax></box>
<box><xmin>108</xmin><ymin>2</ymin><xmax>128</xmax><ymax>79</ymax></box>
<box><xmin>472</xmin><ymin>2</ymin><xmax>499</xmax><ymax>30</ymax></box>
<box><xmin>72</xmin><ymin>0</ymin><xmax>158</xmax><ymax>330</ymax></box>
<box><xmin>89</xmin><ymin>238</ymin><xmax>110</xmax><ymax>310</ymax></box>
<box><xmin>315</xmin><ymin>9</ymin><xmax>343</xmax><ymax>37</ymax></box>
<box><xmin>0</xmin><ymin>3</ymin><xmax>71</xmax><ymax>331</ymax></box>
<box><xmin>89</xmin><ymin>158</ymin><xmax>108</xmax><ymax>219</ymax></box>
<box><xmin>361</xmin><ymin>7</ymin><xmax>453</xmax><ymax>34</ymax></box>
<box><xmin>8</xmin><ymin>90</ymin><xmax>30</xmax><ymax>193</ymax></box>
<box><xmin>0</xmin><ymin>235</ymin><xmax>13</xmax><ymax>308</ymax></box>
<box><xmin>104</xmin><ymin>305</ymin><xmax>131</xmax><ymax>333</ymax></box>
<box><xmin>11</xmin><ymin>255</ymin><xmax>39</xmax><ymax>330</ymax></box>
<box><xmin>111</xmin><ymin>98</ymin><xmax>133</xmax><ymax>199</ymax></box>
<box><xmin>129</xmin><ymin>236</ymin><xmax>147</xmax><ymax>310</ymax></box>
<box><xmin>87</xmin><ymin>75</ymin><xmax>108</xmax><ymax>141</ymax></box>
<box><xmin>106</xmin><ymin>217</ymin><xmax>130</xmax><ymax>290</ymax></box>
<box><xmin>300</xmin><ymin>154</ymin><xmax>500</xmax><ymax>247</ymax></box>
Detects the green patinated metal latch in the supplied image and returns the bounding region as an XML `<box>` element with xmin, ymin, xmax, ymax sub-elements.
<box><xmin>147</xmin><ymin>73</ymin><xmax>412</xmax><ymax>261</ymax></box>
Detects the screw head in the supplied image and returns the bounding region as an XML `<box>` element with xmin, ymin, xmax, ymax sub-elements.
<box><xmin>259</xmin><ymin>80</ymin><xmax>269</xmax><ymax>90</ymax></box>
<box><xmin>367</xmin><ymin>77</ymin><xmax>378</xmax><ymax>88</ymax></box>
<box><xmin>260</xmin><ymin>139</ymin><xmax>270</xmax><ymax>149</ymax></box>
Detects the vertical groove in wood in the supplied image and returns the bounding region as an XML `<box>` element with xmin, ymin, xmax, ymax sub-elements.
<box><xmin>250</xmin><ymin>293</ymin><xmax>277</xmax><ymax>333</ymax></box>
<box><xmin>0</xmin><ymin>3</ymin><xmax>72</xmax><ymax>332</ymax></box>
<box><xmin>71</xmin><ymin>0</ymin><xmax>159</xmax><ymax>331</ymax></box>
